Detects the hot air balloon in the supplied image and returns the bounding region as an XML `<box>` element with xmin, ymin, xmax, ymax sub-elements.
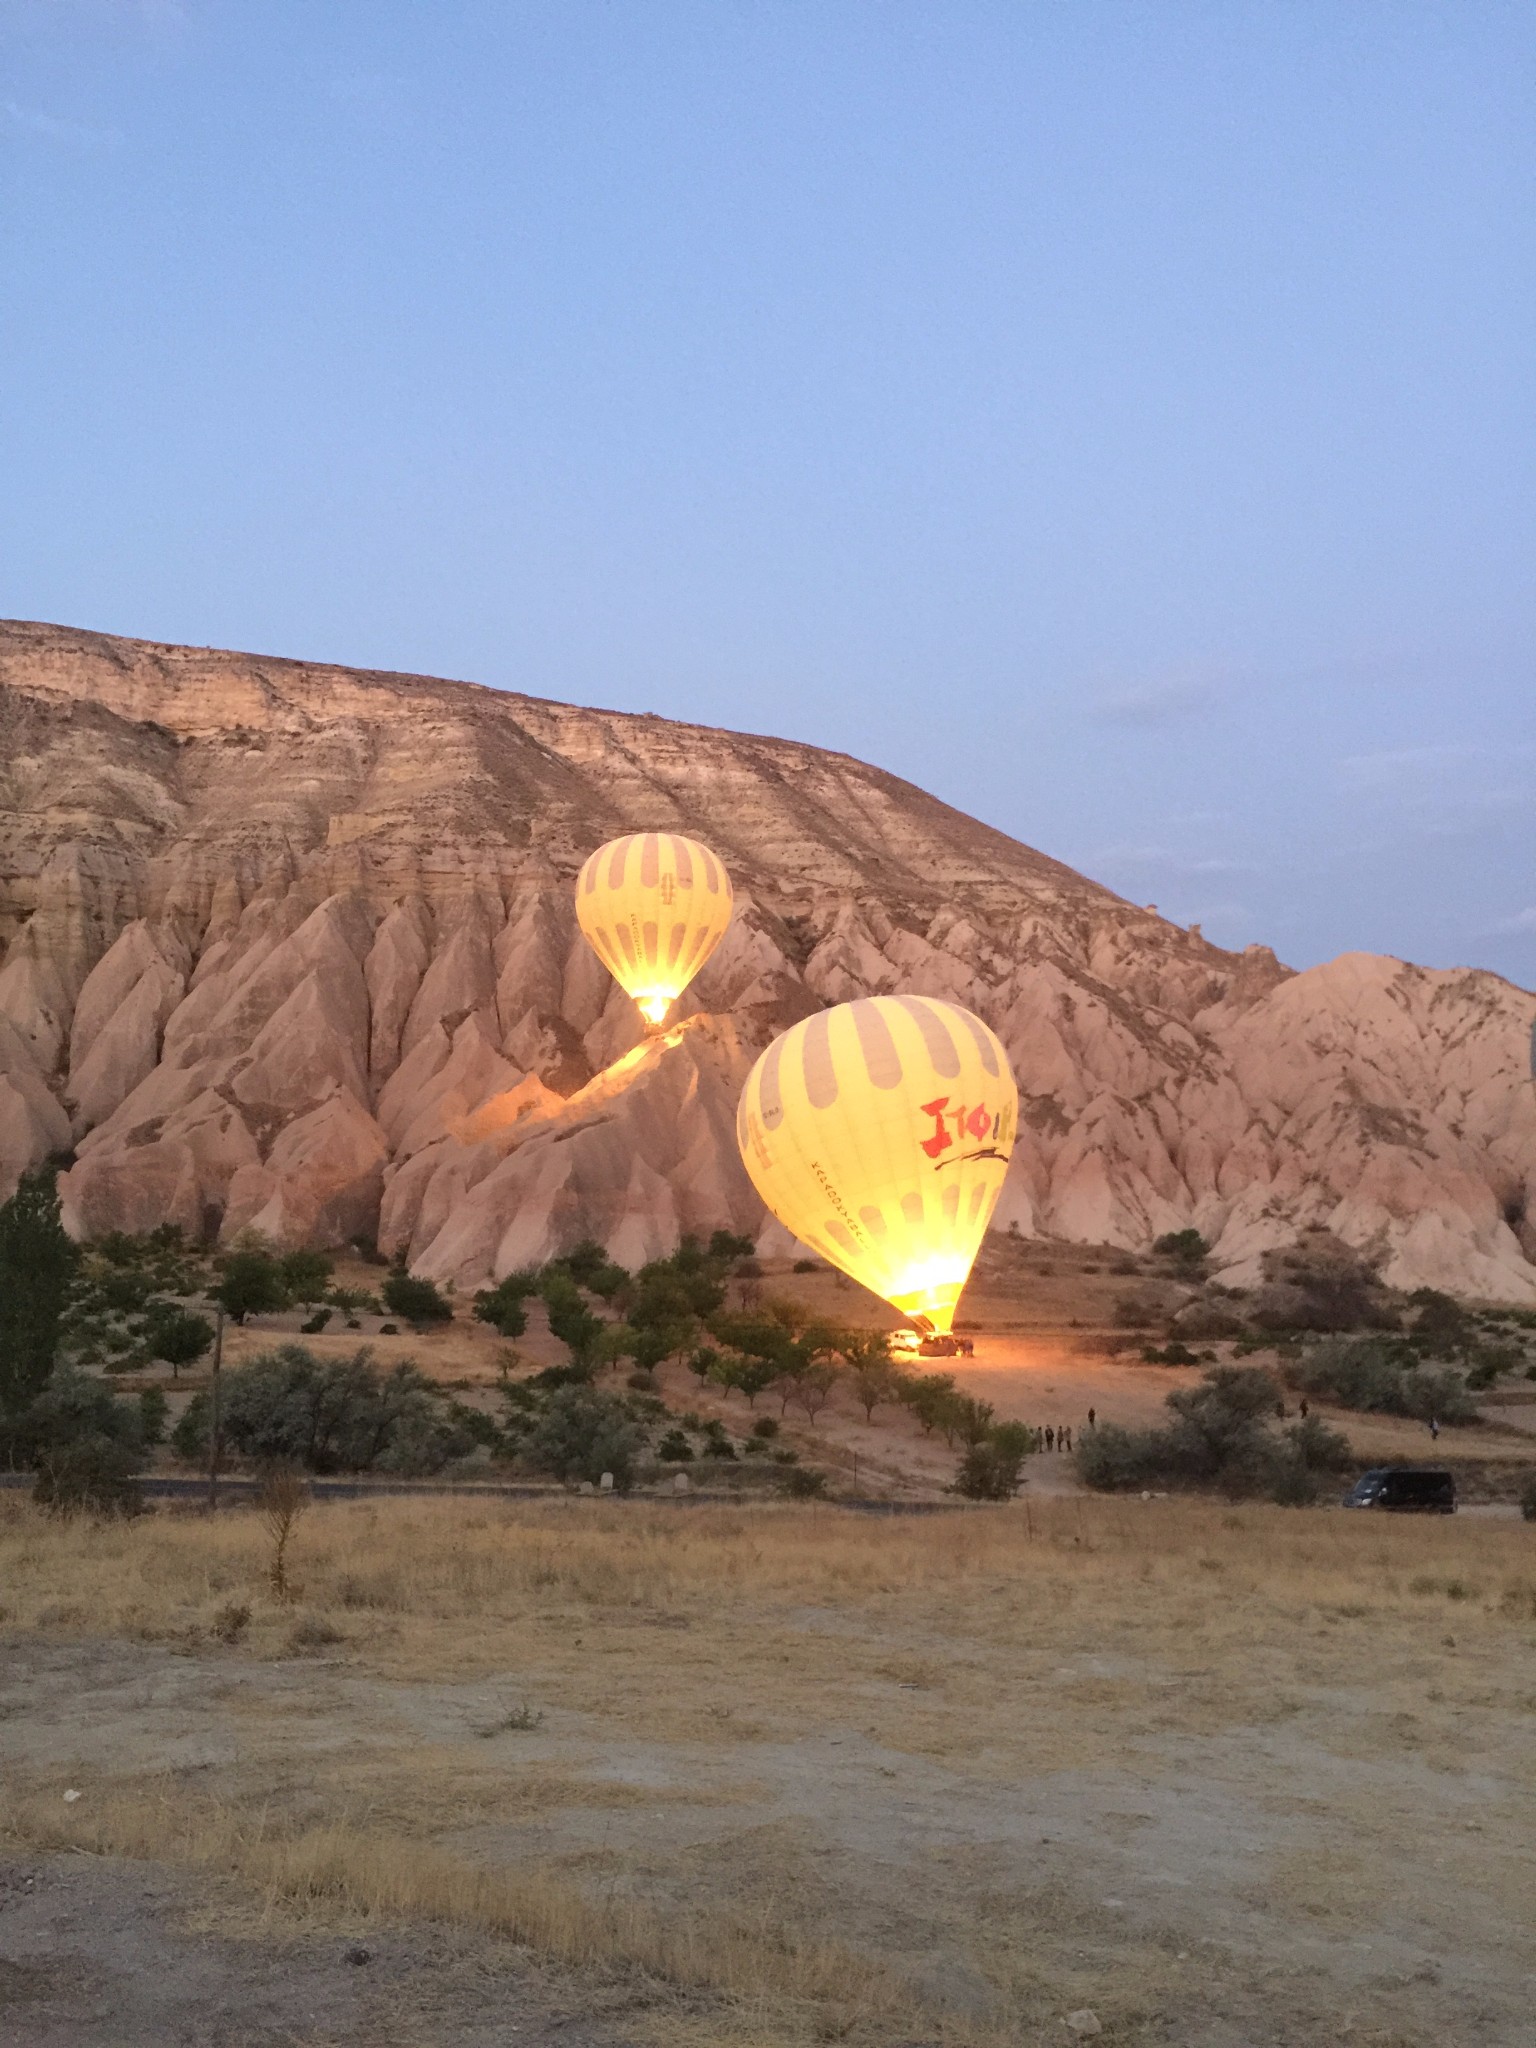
<box><xmin>737</xmin><ymin>995</ymin><xmax>1017</xmax><ymax>1334</ymax></box>
<box><xmin>576</xmin><ymin>831</ymin><xmax>734</xmax><ymax>1027</ymax></box>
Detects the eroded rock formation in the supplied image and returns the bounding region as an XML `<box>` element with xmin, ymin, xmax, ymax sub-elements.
<box><xmin>2</xmin><ymin>618</ymin><xmax>1533</xmax><ymax>1298</ymax></box>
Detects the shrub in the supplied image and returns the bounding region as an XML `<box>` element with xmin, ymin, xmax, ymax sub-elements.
<box><xmin>953</xmin><ymin>1433</ymin><xmax>1028</xmax><ymax>1500</ymax></box>
<box><xmin>522</xmin><ymin>1385</ymin><xmax>644</xmax><ymax>1491</ymax></box>
<box><xmin>792</xmin><ymin>1258</ymin><xmax>820</xmax><ymax>1273</ymax></box>
<box><xmin>541</xmin><ymin>1271</ymin><xmax>606</xmax><ymax>1366</ymax></box>
<box><xmin>656</xmin><ymin>1429</ymin><xmax>695</xmax><ymax>1462</ymax></box>
<box><xmin>138</xmin><ymin>1387</ymin><xmax>169</xmax><ymax>1448</ymax></box>
<box><xmin>1152</xmin><ymin>1228</ymin><xmax>1209</xmax><ymax>1272</ymax></box>
<box><xmin>1249</xmin><ymin>1229</ymin><xmax>1395</xmax><ymax>1334</ymax></box>
<box><xmin>1140</xmin><ymin>1342</ymin><xmax>1200</xmax><ymax>1366</ymax></box>
<box><xmin>280</xmin><ymin>1249</ymin><xmax>334</xmax><ymax>1304</ymax></box>
<box><xmin>1521</xmin><ymin>1474</ymin><xmax>1536</xmax><ymax>1523</ymax></box>
<box><xmin>780</xmin><ymin>1466</ymin><xmax>828</xmax><ymax>1499</ymax></box>
<box><xmin>300</xmin><ymin>1308</ymin><xmax>333</xmax><ymax>1335</ymax></box>
<box><xmin>473</xmin><ymin>1271</ymin><xmax>539</xmax><ymax>1337</ymax></box>
<box><xmin>26</xmin><ymin>1367</ymin><xmax>144</xmax><ymax>1516</ymax></box>
<box><xmin>172</xmin><ymin>1346</ymin><xmax>471</xmax><ymax>1474</ymax></box>
<box><xmin>1077</xmin><ymin>1364</ymin><xmax>1352</xmax><ymax>1504</ymax></box>
<box><xmin>381</xmin><ymin>1271</ymin><xmax>453</xmax><ymax>1326</ymax></box>
<box><xmin>1113</xmin><ymin>1296</ymin><xmax>1158</xmax><ymax>1329</ymax></box>
<box><xmin>1289</xmin><ymin>1336</ymin><xmax>1479</xmax><ymax>1424</ymax></box>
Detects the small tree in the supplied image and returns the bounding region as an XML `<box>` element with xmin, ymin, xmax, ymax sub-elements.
<box><xmin>281</xmin><ymin>1248</ymin><xmax>334</xmax><ymax>1305</ymax></box>
<box><xmin>214</xmin><ymin>1248</ymin><xmax>290</xmax><ymax>1325</ymax></box>
<box><xmin>382</xmin><ymin>1270</ymin><xmax>453</xmax><ymax>1327</ymax></box>
<box><xmin>0</xmin><ymin>1167</ymin><xmax>79</xmax><ymax>1423</ymax></box>
<box><xmin>258</xmin><ymin>1466</ymin><xmax>311</xmax><ymax>1599</ymax></box>
<box><xmin>542</xmin><ymin>1270</ymin><xmax>605</xmax><ymax>1367</ymax></box>
<box><xmin>793</xmin><ymin>1361</ymin><xmax>840</xmax><ymax>1426</ymax></box>
<box><xmin>1152</xmin><ymin>1228</ymin><xmax>1209</xmax><ymax>1274</ymax></box>
<box><xmin>143</xmin><ymin>1303</ymin><xmax>214</xmax><ymax>1377</ymax></box>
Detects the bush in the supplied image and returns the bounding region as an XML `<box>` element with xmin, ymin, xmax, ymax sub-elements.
<box><xmin>172</xmin><ymin>1345</ymin><xmax>471</xmax><ymax>1474</ymax></box>
<box><xmin>1077</xmin><ymin>1364</ymin><xmax>1353</xmax><ymax>1504</ymax></box>
<box><xmin>473</xmin><ymin>1271</ymin><xmax>539</xmax><ymax>1338</ymax></box>
<box><xmin>792</xmin><ymin>1258</ymin><xmax>820</xmax><ymax>1273</ymax></box>
<box><xmin>138</xmin><ymin>1387</ymin><xmax>169</xmax><ymax>1448</ymax></box>
<box><xmin>779</xmin><ymin>1465</ymin><xmax>828</xmax><ymax>1499</ymax></box>
<box><xmin>1152</xmin><ymin>1228</ymin><xmax>1209</xmax><ymax>1271</ymax></box>
<box><xmin>656</xmin><ymin>1429</ymin><xmax>695</xmax><ymax>1462</ymax></box>
<box><xmin>1249</xmin><ymin>1230</ymin><xmax>1395</xmax><ymax>1334</ymax></box>
<box><xmin>1289</xmin><ymin>1336</ymin><xmax>1479</xmax><ymax>1425</ymax></box>
<box><xmin>34</xmin><ymin>1434</ymin><xmax>144</xmax><ymax>1516</ymax></box>
<box><xmin>1521</xmin><ymin>1474</ymin><xmax>1536</xmax><ymax>1523</ymax></box>
<box><xmin>953</xmin><ymin>1433</ymin><xmax>1028</xmax><ymax>1500</ymax></box>
<box><xmin>522</xmin><ymin>1385</ymin><xmax>644</xmax><ymax>1490</ymax></box>
<box><xmin>382</xmin><ymin>1271</ymin><xmax>453</xmax><ymax>1326</ymax></box>
<box><xmin>300</xmin><ymin>1308</ymin><xmax>333</xmax><ymax>1335</ymax></box>
<box><xmin>1113</xmin><ymin>1296</ymin><xmax>1158</xmax><ymax>1329</ymax></box>
<box><xmin>26</xmin><ymin>1367</ymin><xmax>144</xmax><ymax>1516</ymax></box>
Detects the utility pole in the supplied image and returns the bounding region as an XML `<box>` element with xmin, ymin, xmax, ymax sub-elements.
<box><xmin>207</xmin><ymin>1305</ymin><xmax>225</xmax><ymax>1513</ymax></box>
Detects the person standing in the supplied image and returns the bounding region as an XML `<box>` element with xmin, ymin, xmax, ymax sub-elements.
<box><xmin>1087</xmin><ymin>1407</ymin><xmax>1096</xmax><ymax>1430</ymax></box>
<box><xmin>1044</xmin><ymin>1426</ymin><xmax>1055</xmax><ymax>1452</ymax></box>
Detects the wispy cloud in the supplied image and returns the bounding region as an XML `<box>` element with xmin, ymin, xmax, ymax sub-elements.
<box><xmin>1089</xmin><ymin>676</ymin><xmax>1226</xmax><ymax>728</ymax></box>
<box><xmin>1336</xmin><ymin>741</ymin><xmax>1534</xmax><ymax>795</ymax></box>
<box><xmin>1</xmin><ymin>99</ymin><xmax>120</xmax><ymax>147</ymax></box>
<box><xmin>1484</xmin><ymin>907</ymin><xmax>1536</xmax><ymax>938</ymax></box>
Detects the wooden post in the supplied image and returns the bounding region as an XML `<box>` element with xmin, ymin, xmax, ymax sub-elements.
<box><xmin>207</xmin><ymin>1305</ymin><xmax>225</xmax><ymax>1513</ymax></box>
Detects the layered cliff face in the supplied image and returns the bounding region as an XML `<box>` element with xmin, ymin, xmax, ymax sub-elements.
<box><xmin>2</xmin><ymin>617</ymin><xmax>1533</xmax><ymax>1299</ymax></box>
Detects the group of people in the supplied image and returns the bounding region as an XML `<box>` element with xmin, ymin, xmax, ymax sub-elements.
<box><xmin>1034</xmin><ymin>1420</ymin><xmax>1087</xmax><ymax>1453</ymax></box>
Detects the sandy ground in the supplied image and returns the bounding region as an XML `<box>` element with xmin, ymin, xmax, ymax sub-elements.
<box><xmin>3</xmin><ymin>1496</ymin><xmax>1534</xmax><ymax>2046</ymax></box>
<box><xmin>0</xmin><ymin>1852</ymin><xmax>638</xmax><ymax>2047</ymax></box>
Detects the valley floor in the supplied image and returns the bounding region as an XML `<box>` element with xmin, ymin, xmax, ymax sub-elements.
<box><xmin>2</xmin><ymin>1496</ymin><xmax>1533</xmax><ymax>2047</ymax></box>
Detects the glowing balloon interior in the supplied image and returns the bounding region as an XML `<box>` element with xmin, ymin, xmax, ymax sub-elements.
<box><xmin>576</xmin><ymin>832</ymin><xmax>734</xmax><ymax>1027</ymax></box>
<box><xmin>737</xmin><ymin>996</ymin><xmax>1018</xmax><ymax>1334</ymax></box>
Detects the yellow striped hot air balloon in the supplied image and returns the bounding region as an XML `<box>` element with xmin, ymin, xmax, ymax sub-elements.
<box><xmin>737</xmin><ymin>995</ymin><xmax>1017</xmax><ymax>1334</ymax></box>
<box><xmin>576</xmin><ymin>831</ymin><xmax>734</xmax><ymax>1028</ymax></box>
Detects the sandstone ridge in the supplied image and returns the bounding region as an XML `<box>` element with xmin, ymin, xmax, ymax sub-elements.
<box><xmin>2</xmin><ymin>618</ymin><xmax>1532</xmax><ymax>1299</ymax></box>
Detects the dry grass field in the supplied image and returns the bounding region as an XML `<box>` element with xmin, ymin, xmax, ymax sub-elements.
<box><xmin>2</xmin><ymin>1492</ymin><xmax>1534</xmax><ymax>2046</ymax></box>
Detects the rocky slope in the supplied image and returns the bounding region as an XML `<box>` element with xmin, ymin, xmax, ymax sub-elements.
<box><xmin>2</xmin><ymin>618</ymin><xmax>1533</xmax><ymax>1299</ymax></box>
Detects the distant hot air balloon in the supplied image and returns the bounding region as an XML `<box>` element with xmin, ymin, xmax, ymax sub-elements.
<box><xmin>576</xmin><ymin>831</ymin><xmax>734</xmax><ymax>1028</ymax></box>
<box><xmin>737</xmin><ymin>996</ymin><xmax>1017</xmax><ymax>1335</ymax></box>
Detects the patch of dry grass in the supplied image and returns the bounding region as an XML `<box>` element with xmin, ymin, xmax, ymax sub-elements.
<box><xmin>3</xmin><ymin>1494</ymin><xmax>1534</xmax><ymax>2046</ymax></box>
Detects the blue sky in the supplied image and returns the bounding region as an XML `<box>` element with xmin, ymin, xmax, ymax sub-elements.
<box><xmin>3</xmin><ymin>2</ymin><xmax>1532</xmax><ymax>983</ymax></box>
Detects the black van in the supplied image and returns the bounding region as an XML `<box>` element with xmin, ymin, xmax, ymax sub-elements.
<box><xmin>1343</xmin><ymin>1467</ymin><xmax>1456</xmax><ymax>1514</ymax></box>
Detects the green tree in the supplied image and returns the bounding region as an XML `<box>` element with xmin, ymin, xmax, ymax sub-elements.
<box><xmin>1152</xmin><ymin>1228</ymin><xmax>1210</xmax><ymax>1273</ymax></box>
<box><xmin>0</xmin><ymin>1167</ymin><xmax>78</xmax><ymax>1423</ymax></box>
<box><xmin>214</xmin><ymin>1248</ymin><xmax>290</xmax><ymax>1324</ymax></box>
<box><xmin>173</xmin><ymin>1345</ymin><xmax>470</xmax><ymax>1474</ymax></box>
<box><xmin>143</xmin><ymin>1303</ymin><xmax>215</xmax><ymax>1376</ymax></box>
<box><xmin>523</xmin><ymin>1384</ymin><xmax>645</xmax><ymax>1490</ymax></box>
<box><xmin>281</xmin><ymin>1248</ymin><xmax>335</xmax><ymax>1304</ymax></box>
<box><xmin>542</xmin><ymin>1270</ymin><xmax>606</xmax><ymax>1367</ymax></box>
<box><xmin>382</xmin><ymin>1270</ymin><xmax>454</xmax><ymax>1326</ymax></box>
<box><xmin>29</xmin><ymin>1367</ymin><xmax>143</xmax><ymax>1515</ymax></box>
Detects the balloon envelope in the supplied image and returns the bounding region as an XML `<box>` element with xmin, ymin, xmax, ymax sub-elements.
<box><xmin>737</xmin><ymin>995</ymin><xmax>1018</xmax><ymax>1334</ymax></box>
<box><xmin>576</xmin><ymin>832</ymin><xmax>734</xmax><ymax>1026</ymax></box>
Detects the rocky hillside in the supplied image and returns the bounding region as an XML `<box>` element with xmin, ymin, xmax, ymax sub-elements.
<box><xmin>2</xmin><ymin>618</ymin><xmax>1533</xmax><ymax>1299</ymax></box>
